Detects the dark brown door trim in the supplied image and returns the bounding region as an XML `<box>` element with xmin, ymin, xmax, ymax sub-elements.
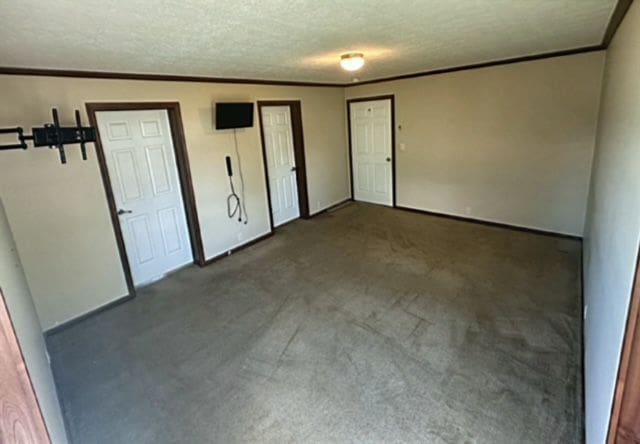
<box><xmin>257</xmin><ymin>100</ymin><xmax>310</xmax><ymax>230</ymax></box>
<box><xmin>346</xmin><ymin>95</ymin><xmax>396</xmax><ymax>207</ymax></box>
<box><xmin>85</xmin><ymin>102</ymin><xmax>205</xmax><ymax>297</ymax></box>
<box><xmin>608</xmin><ymin>249</ymin><xmax>640</xmax><ymax>444</ymax></box>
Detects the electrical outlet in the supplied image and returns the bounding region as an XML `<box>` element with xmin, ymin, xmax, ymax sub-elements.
<box><xmin>465</xmin><ymin>206</ymin><xmax>471</xmax><ymax>215</ymax></box>
<box><xmin>237</xmin><ymin>232</ymin><xmax>244</xmax><ymax>241</ymax></box>
<box><xmin>316</xmin><ymin>200</ymin><xmax>321</xmax><ymax>210</ymax></box>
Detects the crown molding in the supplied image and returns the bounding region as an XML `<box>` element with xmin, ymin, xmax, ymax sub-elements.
<box><xmin>0</xmin><ymin>1</ymin><xmax>631</xmax><ymax>88</ymax></box>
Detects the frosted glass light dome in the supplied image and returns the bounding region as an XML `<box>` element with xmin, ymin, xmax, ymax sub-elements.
<box><xmin>340</xmin><ymin>53</ymin><xmax>365</xmax><ymax>71</ymax></box>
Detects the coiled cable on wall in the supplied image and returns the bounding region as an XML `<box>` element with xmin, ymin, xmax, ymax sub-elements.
<box><xmin>226</xmin><ymin>129</ymin><xmax>248</xmax><ymax>224</ymax></box>
<box><xmin>226</xmin><ymin>167</ymin><xmax>242</xmax><ymax>222</ymax></box>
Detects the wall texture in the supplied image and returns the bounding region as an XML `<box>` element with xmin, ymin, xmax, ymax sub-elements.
<box><xmin>0</xmin><ymin>77</ymin><xmax>349</xmax><ymax>329</ymax></box>
<box><xmin>345</xmin><ymin>52</ymin><xmax>605</xmax><ymax>236</ymax></box>
<box><xmin>0</xmin><ymin>200</ymin><xmax>67</xmax><ymax>443</ymax></box>
<box><xmin>583</xmin><ymin>2</ymin><xmax>640</xmax><ymax>443</ymax></box>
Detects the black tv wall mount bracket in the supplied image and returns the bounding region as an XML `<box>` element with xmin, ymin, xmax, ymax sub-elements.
<box><xmin>0</xmin><ymin>108</ymin><xmax>97</xmax><ymax>164</ymax></box>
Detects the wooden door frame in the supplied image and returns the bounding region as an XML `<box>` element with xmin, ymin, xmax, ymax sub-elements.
<box><xmin>86</xmin><ymin>102</ymin><xmax>205</xmax><ymax>297</ymax></box>
<box><xmin>0</xmin><ymin>288</ymin><xmax>51</xmax><ymax>443</ymax></box>
<box><xmin>608</xmin><ymin>249</ymin><xmax>640</xmax><ymax>443</ymax></box>
<box><xmin>257</xmin><ymin>100</ymin><xmax>310</xmax><ymax>230</ymax></box>
<box><xmin>346</xmin><ymin>95</ymin><xmax>396</xmax><ymax>207</ymax></box>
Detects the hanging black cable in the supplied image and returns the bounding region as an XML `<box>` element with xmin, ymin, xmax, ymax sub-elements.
<box><xmin>225</xmin><ymin>129</ymin><xmax>248</xmax><ymax>224</ymax></box>
<box><xmin>233</xmin><ymin>129</ymin><xmax>249</xmax><ymax>224</ymax></box>
<box><xmin>226</xmin><ymin>157</ymin><xmax>242</xmax><ymax>222</ymax></box>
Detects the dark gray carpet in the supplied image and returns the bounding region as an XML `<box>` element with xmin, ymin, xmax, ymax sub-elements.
<box><xmin>47</xmin><ymin>202</ymin><xmax>582</xmax><ymax>443</ymax></box>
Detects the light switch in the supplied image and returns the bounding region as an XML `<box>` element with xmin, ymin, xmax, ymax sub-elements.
<box><xmin>399</xmin><ymin>143</ymin><xmax>406</xmax><ymax>151</ymax></box>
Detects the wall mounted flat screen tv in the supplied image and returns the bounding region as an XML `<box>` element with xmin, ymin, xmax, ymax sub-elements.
<box><xmin>215</xmin><ymin>102</ymin><xmax>254</xmax><ymax>130</ymax></box>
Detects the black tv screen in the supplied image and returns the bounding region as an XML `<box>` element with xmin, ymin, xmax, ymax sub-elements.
<box><xmin>216</xmin><ymin>102</ymin><xmax>254</xmax><ymax>130</ymax></box>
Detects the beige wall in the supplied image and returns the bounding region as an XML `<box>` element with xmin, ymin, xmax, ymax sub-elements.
<box><xmin>0</xmin><ymin>200</ymin><xmax>67</xmax><ymax>443</ymax></box>
<box><xmin>583</xmin><ymin>2</ymin><xmax>640</xmax><ymax>443</ymax></box>
<box><xmin>0</xmin><ymin>52</ymin><xmax>608</xmax><ymax>331</ymax></box>
<box><xmin>0</xmin><ymin>76</ymin><xmax>349</xmax><ymax>329</ymax></box>
<box><xmin>345</xmin><ymin>52</ymin><xmax>605</xmax><ymax>236</ymax></box>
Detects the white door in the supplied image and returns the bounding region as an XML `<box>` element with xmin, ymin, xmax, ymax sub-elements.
<box><xmin>350</xmin><ymin>99</ymin><xmax>393</xmax><ymax>206</ymax></box>
<box><xmin>96</xmin><ymin>110</ymin><xmax>193</xmax><ymax>286</ymax></box>
<box><xmin>261</xmin><ymin>106</ymin><xmax>300</xmax><ymax>227</ymax></box>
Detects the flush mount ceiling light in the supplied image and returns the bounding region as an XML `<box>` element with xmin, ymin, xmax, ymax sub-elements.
<box><xmin>340</xmin><ymin>53</ymin><xmax>365</xmax><ymax>72</ymax></box>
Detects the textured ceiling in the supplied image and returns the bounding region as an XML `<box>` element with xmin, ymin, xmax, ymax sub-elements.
<box><xmin>0</xmin><ymin>0</ymin><xmax>617</xmax><ymax>84</ymax></box>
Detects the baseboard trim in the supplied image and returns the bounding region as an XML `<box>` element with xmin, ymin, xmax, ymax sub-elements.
<box><xmin>44</xmin><ymin>204</ymin><xmax>577</xmax><ymax>335</ymax></box>
<box><xmin>203</xmin><ymin>232</ymin><xmax>274</xmax><ymax>266</ymax></box>
<box><xmin>395</xmin><ymin>205</ymin><xmax>582</xmax><ymax>240</ymax></box>
<box><xmin>310</xmin><ymin>198</ymin><xmax>353</xmax><ymax>217</ymax></box>
<box><xmin>46</xmin><ymin>233</ymin><xmax>275</xmax><ymax>333</ymax></box>
<box><xmin>45</xmin><ymin>293</ymin><xmax>134</xmax><ymax>336</ymax></box>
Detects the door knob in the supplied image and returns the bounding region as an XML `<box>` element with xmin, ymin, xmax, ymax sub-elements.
<box><xmin>386</xmin><ymin>157</ymin><xmax>391</xmax><ymax>162</ymax></box>
<box><xmin>117</xmin><ymin>209</ymin><xmax>133</xmax><ymax>215</ymax></box>
<box><xmin>291</xmin><ymin>166</ymin><xmax>298</xmax><ymax>171</ymax></box>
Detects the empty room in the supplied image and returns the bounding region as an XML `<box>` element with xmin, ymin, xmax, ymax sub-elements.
<box><xmin>1</xmin><ymin>1</ymin><xmax>640</xmax><ymax>443</ymax></box>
